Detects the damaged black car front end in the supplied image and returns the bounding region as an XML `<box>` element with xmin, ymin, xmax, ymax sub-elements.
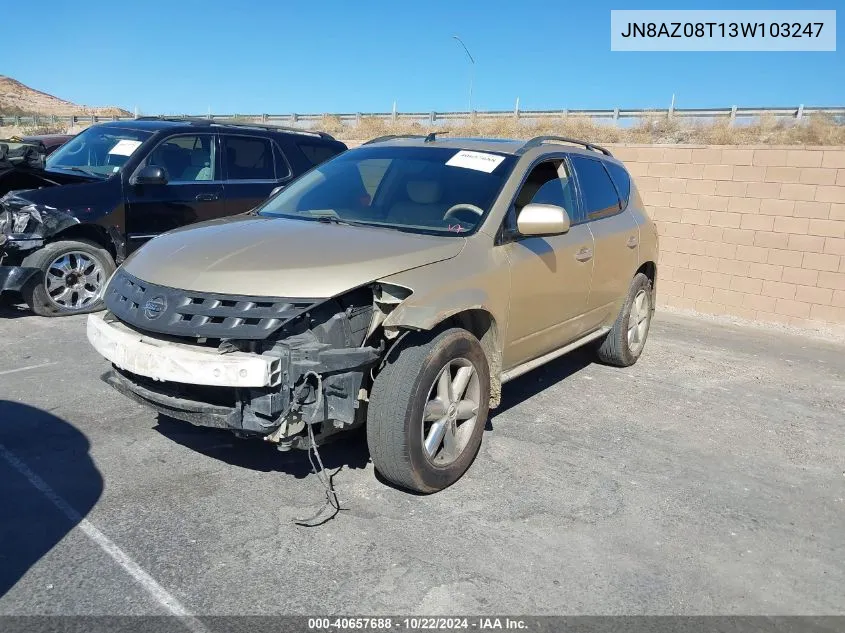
<box><xmin>0</xmin><ymin>138</ymin><xmax>118</xmax><ymax>297</ymax></box>
<box><xmin>0</xmin><ymin>194</ymin><xmax>55</xmax><ymax>294</ymax></box>
<box><xmin>0</xmin><ymin>139</ymin><xmax>49</xmax><ymax>293</ymax></box>
<box><xmin>0</xmin><ymin>190</ymin><xmax>104</xmax><ymax>294</ymax></box>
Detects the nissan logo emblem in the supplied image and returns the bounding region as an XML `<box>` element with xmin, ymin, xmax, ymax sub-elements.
<box><xmin>143</xmin><ymin>296</ymin><xmax>167</xmax><ymax>319</ymax></box>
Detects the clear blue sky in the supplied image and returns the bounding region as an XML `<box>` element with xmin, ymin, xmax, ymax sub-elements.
<box><xmin>4</xmin><ymin>0</ymin><xmax>843</xmax><ymax>114</ymax></box>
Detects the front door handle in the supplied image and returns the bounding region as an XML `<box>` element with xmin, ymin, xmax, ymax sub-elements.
<box><xmin>626</xmin><ymin>235</ymin><xmax>638</xmax><ymax>249</ymax></box>
<box><xmin>196</xmin><ymin>192</ymin><xmax>219</xmax><ymax>201</ymax></box>
<box><xmin>575</xmin><ymin>246</ymin><xmax>593</xmax><ymax>262</ymax></box>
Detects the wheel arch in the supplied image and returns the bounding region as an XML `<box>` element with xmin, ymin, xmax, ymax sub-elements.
<box><xmin>637</xmin><ymin>260</ymin><xmax>657</xmax><ymax>298</ymax></box>
<box><xmin>50</xmin><ymin>224</ymin><xmax>118</xmax><ymax>263</ymax></box>
<box><xmin>391</xmin><ymin>307</ymin><xmax>503</xmax><ymax>409</ymax></box>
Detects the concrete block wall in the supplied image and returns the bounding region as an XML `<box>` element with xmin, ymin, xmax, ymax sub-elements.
<box><xmin>607</xmin><ymin>145</ymin><xmax>845</xmax><ymax>328</ymax></box>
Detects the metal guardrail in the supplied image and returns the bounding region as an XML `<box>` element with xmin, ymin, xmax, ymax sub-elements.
<box><xmin>1</xmin><ymin>105</ymin><xmax>843</xmax><ymax>129</ymax></box>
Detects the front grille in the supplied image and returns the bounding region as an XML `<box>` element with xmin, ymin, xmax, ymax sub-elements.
<box><xmin>105</xmin><ymin>269</ymin><xmax>323</xmax><ymax>340</ymax></box>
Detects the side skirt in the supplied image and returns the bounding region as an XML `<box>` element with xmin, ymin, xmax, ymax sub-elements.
<box><xmin>500</xmin><ymin>327</ymin><xmax>610</xmax><ymax>384</ymax></box>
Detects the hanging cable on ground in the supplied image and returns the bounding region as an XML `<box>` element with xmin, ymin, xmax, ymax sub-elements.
<box><xmin>294</xmin><ymin>371</ymin><xmax>346</xmax><ymax>527</ymax></box>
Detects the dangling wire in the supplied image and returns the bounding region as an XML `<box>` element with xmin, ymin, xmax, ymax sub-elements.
<box><xmin>294</xmin><ymin>371</ymin><xmax>345</xmax><ymax>527</ymax></box>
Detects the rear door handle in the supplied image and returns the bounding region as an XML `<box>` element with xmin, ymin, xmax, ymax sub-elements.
<box><xmin>626</xmin><ymin>235</ymin><xmax>638</xmax><ymax>248</ymax></box>
<box><xmin>196</xmin><ymin>193</ymin><xmax>219</xmax><ymax>201</ymax></box>
<box><xmin>575</xmin><ymin>246</ymin><xmax>593</xmax><ymax>262</ymax></box>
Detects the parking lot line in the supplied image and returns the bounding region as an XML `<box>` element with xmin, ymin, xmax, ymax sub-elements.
<box><xmin>0</xmin><ymin>443</ymin><xmax>211</xmax><ymax>633</ymax></box>
<box><xmin>0</xmin><ymin>362</ymin><xmax>58</xmax><ymax>376</ymax></box>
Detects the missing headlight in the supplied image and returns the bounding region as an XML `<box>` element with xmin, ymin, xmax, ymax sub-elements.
<box><xmin>11</xmin><ymin>210</ymin><xmax>32</xmax><ymax>233</ymax></box>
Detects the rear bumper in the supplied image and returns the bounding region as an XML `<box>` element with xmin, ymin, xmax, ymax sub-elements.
<box><xmin>0</xmin><ymin>265</ymin><xmax>40</xmax><ymax>293</ymax></box>
<box><xmin>86</xmin><ymin>312</ymin><xmax>282</xmax><ymax>388</ymax></box>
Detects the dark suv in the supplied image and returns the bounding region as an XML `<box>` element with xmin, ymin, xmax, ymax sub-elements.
<box><xmin>0</xmin><ymin>118</ymin><xmax>346</xmax><ymax>316</ymax></box>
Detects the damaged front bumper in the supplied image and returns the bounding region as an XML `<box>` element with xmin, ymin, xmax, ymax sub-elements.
<box><xmin>87</xmin><ymin>312</ymin><xmax>283</xmax><ymax>388</ymax></box>
<box><xmin>87</xmin><ymin>311</ymin><xmax>381</xmax><ymax>448</ymax></box>
<box><xmin>0</xmin><ymin>263</ymin><xmax>41</xmax><ymax>294</ymax></box>
<box><xmin>0</xmin><ymin>199</ymin><xmax>48</xmax><ymax>294</ymax></box>
<box><xmin>0</xmin><ymin>234</ymin><xmax>43</xmax><ymax>293</ymax></box>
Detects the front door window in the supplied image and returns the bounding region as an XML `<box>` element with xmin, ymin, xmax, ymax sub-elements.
<box><xmin>147</xmin><ymin>135</ymin><xmax>216</xmax><ymax>183</ymax></box>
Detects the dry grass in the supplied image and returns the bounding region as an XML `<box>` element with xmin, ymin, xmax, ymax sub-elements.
<box><xmin>327</xmin><ymin>113</ymin><xmax>845</xmax><ymax>145</ymax></box>
<box><xmin>3</xmin><ymin>113</ymin><xmax>842</xmax><ymax>146</ymax></box>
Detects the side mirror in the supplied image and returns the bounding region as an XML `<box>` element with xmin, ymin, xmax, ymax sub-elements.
<box><xmin>516</xmin><ymin>203</ymin><xmax>570</xmax><ymax>236</ymax></box>
<box><xmin>269</xmin><ymin>184</ymin><xmax>285</xmax><ymax>197</ymax></box>
<box><xmin>132</xmin><ymin>165</ymin><xmax>168</xmax><ymax>186</ymax></box>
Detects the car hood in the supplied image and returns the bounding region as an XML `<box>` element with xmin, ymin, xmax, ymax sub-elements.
<box><xmin>0</xmin><ymin>165</ymin><xmax>103</xmax><ymax>199</ymax></box>
<box><xmin>121</xmin><ymin>215</ymin><xmax>466</xmax><ymax>298</ymax></box>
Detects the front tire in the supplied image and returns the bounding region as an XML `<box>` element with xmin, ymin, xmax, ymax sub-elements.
<box><xmin>21</xmin><ymin>239</ymin><xmax>116</xmax><ymax>317</ymax></box>
<box><xmin>367</xmin><ymin>327</ymin><xmax>490</xmax><ymax>493</ymax></box>
<box><xmin>596</xmin><ymin>272</ymin><xmax>654</xmax><ymax>367</ymax></box>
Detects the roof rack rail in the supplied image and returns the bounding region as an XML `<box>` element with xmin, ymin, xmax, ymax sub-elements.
<box><xmin>133</xmin><ymin>116</ymin><xmax>336</xmax><ymax>140</ymax></box>
<box><xmin>363</xmin><ymin>132</ymin><xmax>440</xmax><ymax>145</ymax></box>
<box><xmin>517</xmin><ymin>135</ymin><xmax>612</xmax><ymax>157</ymax></box>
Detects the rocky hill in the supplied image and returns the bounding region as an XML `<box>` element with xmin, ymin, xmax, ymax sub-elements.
<box><xmin>0</xmin><ymin>75</ymin><xmax>130</xmax><ymax>117</ymax></box>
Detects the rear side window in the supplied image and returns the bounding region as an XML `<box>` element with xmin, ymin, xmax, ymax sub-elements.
<box><xmin>223</xmin><ymin>136</ymin><xmax>275</xmax><ymax>181</ymax></box>
<box><xmin>605</xmin><ymin>161</ymin><xmax>631</xmax><ymax>207</ymax></box>
<box><xmin>298</xmin><ymin>142</ymin><xmax>340</xmax><ymax>167</ymax></box>
<box><xmin>570</xmin><ymin>155</ymin><xmax>622</xmax><ymax>220</ymax></box>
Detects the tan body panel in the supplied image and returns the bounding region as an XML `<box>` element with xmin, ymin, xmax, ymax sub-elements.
<box><xmin>380</xmin><ymin>236</ymin><xmax>511</xmax><ymax>336</ymax></box>
<box><xmin>121</xmin><ymin>214</ymin><xmax>465</xmax><ymax>298</ymax></box>
<box><xmin>501</xmin><ymin>224</ymin><xmax>594</xmax><ymax>369</ymax></box>
<box><xmin>585</xmin><ymin>209</ymin><xmax>641</xmax><ymax>325</ymax></box>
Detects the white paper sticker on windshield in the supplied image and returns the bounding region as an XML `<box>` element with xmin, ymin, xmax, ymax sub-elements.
<box><xmin>108</xmin><ymin>139</ymin><xmax>143</xmax><ymax>156</ymax></box>
<box><xmin>445</xmin><ymin>150</ymin><xmax>506</xmax><ymax>173</ymax></box>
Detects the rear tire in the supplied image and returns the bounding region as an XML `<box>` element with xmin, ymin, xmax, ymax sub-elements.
<box><xmin>21</xmin><ymin>239</ymin><xmax>115</xmax><ymax>317</ymax></box>
<box><xmin>596</xmin><ymin>272</ymin><xmax>653</xmax><ymax>367</ymax></box>
<box><xmin>367</xmin><ymin>327</ymin><xmax>490</xmax><ymax>493</ymax></box>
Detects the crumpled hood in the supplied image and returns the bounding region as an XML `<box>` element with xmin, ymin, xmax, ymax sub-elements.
<box><xmin>0</xmin><ymin>166</ymin><xmax>102</xmax><ymax>201</ymax></box>
<box><xmin>121</xmin><ymin>215</ymin><xmax>465</xmax><ymax>298</ymax></box>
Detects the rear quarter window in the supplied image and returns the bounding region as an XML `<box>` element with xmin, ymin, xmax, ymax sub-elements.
<box><xmin>223</xmin><ymin>135</ymin><xmax>276</xmax><ymax>180</ymax></box>
<box><xmin>298</xmin><ymin>142</ymin><xmax>342</xmax><ymax>167</ymax></box>
<box><xmin>605</xmin><ymin>161</ymin><xmax>632</xmax><ymax>208</ymax></box>
<box><xmin>570</xmin><ymin>155</ymin><xmax>622</xmax><ymax>221</ymax></box>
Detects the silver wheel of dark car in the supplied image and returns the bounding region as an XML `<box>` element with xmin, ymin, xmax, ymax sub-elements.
<box><xmin>626</xmin><ymin>289</ymin><xmax>650</xmax><ymax>355</ymax></box>
<box><xmin>422</xmin><ymin>358</ymin><xmax>481</xmax><ymax>466</ymax></box>
<box><xmin>21</xmin><ymin>239</ymin><xmax>116</xmax><ymax>317</ymax></box>
<box><xmin>44</xmin><ymin>251</ymin><xmax>106</xmax><ymax>310</ymax></box>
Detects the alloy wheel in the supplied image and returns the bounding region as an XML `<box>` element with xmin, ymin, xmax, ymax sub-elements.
<box><xmin>44</xmin><ymin>251</ymin><xmax>105</xmax><ymax>311</ymax></box>
<box><xmin>421</xmin><ymin>358</ymin><xmax>481</xmax><ymax>466</ymax></box>
<box><xmin>627</xmin><ymin>289</ymin><xmax>651</xmax><ymax>354</ymax></box>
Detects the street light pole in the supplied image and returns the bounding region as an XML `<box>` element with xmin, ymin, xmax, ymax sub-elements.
<box><xmin>452</xmin><ymin>35</ymin><xmax>475</xmax><ymax>113</ymax></box>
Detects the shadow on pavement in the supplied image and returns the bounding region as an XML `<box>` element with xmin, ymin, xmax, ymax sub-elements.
<box><xmin>154</xmin><ymin>416</ymin><xmax>371</xmax><ymax>479</ymax></box>
<box><xmin>0</xmin><ymin>400</ymin><xmax>103</xmax><ymax>598</ymax></box>
<box><xmin>0</xmin><ymin>297</ymin><xmax>33</xmax><ymax>319</ymax></box>
<box><xmin>155</xmin><ymin>346</ymin><xmax>596</xmax><ymax>481</ymax></box>
<box><xmin>492</xmin><ymin>345</ymin><xmax>595</xmax><ymax>419</ymax></box>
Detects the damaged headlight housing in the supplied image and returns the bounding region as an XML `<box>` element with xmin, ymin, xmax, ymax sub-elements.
<box><xmin>0</xmin><ymin>195</ymin><xmax>45</xmax><ymax>235</ymax></box>
<box><xmin>10</xmin><ymin>209</ymin><xmax>36</xmax><ymax>233</ymax></box>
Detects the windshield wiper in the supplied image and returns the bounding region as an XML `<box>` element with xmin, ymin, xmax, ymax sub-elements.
<box><xmin>313</xmin><ymin>216</ymin><xmax>369</xmax><ymax>227</ymax></box>
<box><xmin>53</xmin><ymin>166</ymin><xmax>105</xmax><ymax>179</ymax></box>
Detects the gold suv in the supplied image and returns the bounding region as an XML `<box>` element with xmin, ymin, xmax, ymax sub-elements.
<box><xmin>87</xmin><ymin>134</ymin><xmax>658</xmax><ymax>493</ymax></box>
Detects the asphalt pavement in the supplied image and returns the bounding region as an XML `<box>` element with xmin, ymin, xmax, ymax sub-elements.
<box><xmin>1</xmin><ymin>305</ymin><xmax>843</xmax><ymax>615</ymax></box>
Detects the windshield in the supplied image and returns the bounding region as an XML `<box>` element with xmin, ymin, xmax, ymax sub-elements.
<box><xmin>46</xmin><ymin>127</ymin><xmax>152</xmax><ymax>178</ymax></box>
<box><xmin>256</xmin><ymin>146</ymin><xmax>517</xmax><ymax>235</ymax></box>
